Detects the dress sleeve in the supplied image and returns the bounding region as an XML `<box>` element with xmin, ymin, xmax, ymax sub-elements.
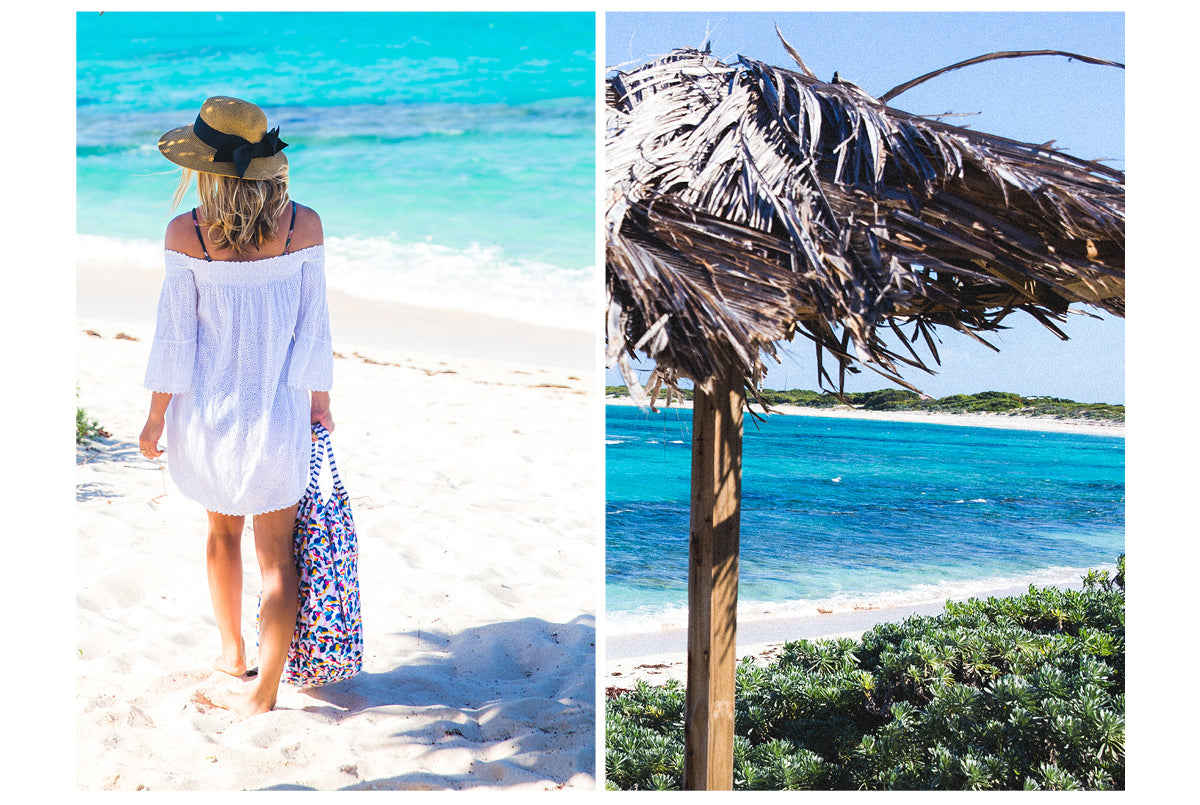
<box><xmin>144</xmin><ymin>258</ymin><xmax>198</xmax><ymax>392</ymax></box>
<box><xmin>288</xmin><ymin>249</ymin><xmax>334</xmax><ymax>391</ymax></box>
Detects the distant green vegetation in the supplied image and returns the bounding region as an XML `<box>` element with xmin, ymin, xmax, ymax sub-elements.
<box><xmin>606</xmin><ymin>558</ymin><xmax>1125</xmax><ymax>791</ymax></box>
<box><xmin>605</xmin><ymin>387</ymin><xmax>1123</xmax><ymax>422</ymax></box>
<box><xmin>608</xmin><ymin>385</ymin><xmax>698</xmax><ymax>401</ymax></box>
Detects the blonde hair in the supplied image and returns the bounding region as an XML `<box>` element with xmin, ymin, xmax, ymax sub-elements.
<box><xmin>172</xmin><ymin>166</ymin><xmax>291</xmax><ymax>256</ymax></box>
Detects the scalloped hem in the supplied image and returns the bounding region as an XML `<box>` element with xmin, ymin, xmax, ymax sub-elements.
<box><xmin>200</xmin><ymin>498</ymin><xmax>303</xmax><ymax>518</ymax></box>
<box><xmin>164</xmin><ymin>243</ymin><xmax>323</xmax><ymax>266</ymax></box>
<box><xmin>178</xmin><ymin>477</ymin><xmax>306</xmax><ymax>518</ymax></box>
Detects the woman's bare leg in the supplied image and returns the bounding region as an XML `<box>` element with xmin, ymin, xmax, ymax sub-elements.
<box><xmin>206</xmin><ymin>511</ymin><xmax>248</xmax><ymax>676</ymax></box>
<box><xmin>229</xmin><ymin>503</ymin><xmax>299</xmax><ymax>715</ymax></box>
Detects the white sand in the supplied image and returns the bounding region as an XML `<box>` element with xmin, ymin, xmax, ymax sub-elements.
<box><xmin>606</xmin><ymin>395</ymin><xmax>1125</xmax><ymax>438</ymax></box>
<box><xmin>75</xmin><ymin>261</ymin><xmax>599</xmax><ymax>790</ymax></box>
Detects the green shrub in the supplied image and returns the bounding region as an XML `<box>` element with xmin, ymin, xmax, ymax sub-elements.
<box><xmin>76</xmin><ymin>388</ymin><xmax>108</xmax><ymax>445</ymax></box>
<box><xmin>854</xmin><ymin>389</ymin><xmax>922</xmax><ymax>410</ymax></box>
<box><xmin>605</xmin><ymin>558</ymin><xmax>1125</xmax><ymax>790</ymax></box>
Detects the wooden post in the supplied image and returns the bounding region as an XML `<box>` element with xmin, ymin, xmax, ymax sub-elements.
<box><xmin>684</xmin><ymin>363</ymin><xmax>744</xmax><ymax>790</ymax></box>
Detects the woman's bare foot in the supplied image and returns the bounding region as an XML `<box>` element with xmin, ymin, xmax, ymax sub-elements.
<box><xmin>225</xmin><ymin>687</ymin><xmax>277</xmax><ymax>717</ymax></box>
<box><xmin>192</xmin><ymin>683</ymin><xmax>277</xmax><ymax>717</ymax></box>
<box><xmin>213</xmin><ymin>637</ymin><xmax>249</xmax><ymax>677</ymax></box>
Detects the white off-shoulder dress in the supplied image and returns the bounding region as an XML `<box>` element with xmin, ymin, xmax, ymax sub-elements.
<box><xmin>144</xmin><ymin>244</ymin><xmax>333</xmax><ymax>516</ymax></box>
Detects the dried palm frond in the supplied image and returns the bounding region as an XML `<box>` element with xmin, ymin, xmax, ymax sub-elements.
<box><xmin>606</xmin><ymin>48</ymin><xmax>1124</xmax><ymax>400</ymax></box>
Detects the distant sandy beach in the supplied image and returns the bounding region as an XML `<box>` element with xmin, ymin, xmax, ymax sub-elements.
<box><xmin>76</xmin><ymin>257</ymin><xmax>598</xmax><ymax>790</ymax></box>
<box><xmin>605</xmin><ymin>395</ymin><xmax>1125</xmax><ymax>438</ymax></box>
<box><xmin>605</xmin><ymin>580</ymin><xmax>1087</xmax><ymax>691</ymax></box>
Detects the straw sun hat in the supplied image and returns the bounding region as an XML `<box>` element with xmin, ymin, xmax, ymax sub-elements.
<box><xmin>158</xmin><ymin>96</ymin><xmax>288</xmax><ymax>180</ymax></box>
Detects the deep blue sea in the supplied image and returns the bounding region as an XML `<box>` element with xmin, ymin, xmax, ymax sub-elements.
<box><xmin>606</xmin><ymin>404</ymin><xmax>1125</xmax><ymax>632</ymax></box>
<box><xmin>76</xmin><ymin>11</ymin><xmax>595</xmax><ymax>330</ymax></box>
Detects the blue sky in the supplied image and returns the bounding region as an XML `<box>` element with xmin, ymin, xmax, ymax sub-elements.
<box><xmin>605</xmin><ymin>11</ymin><xmax>1126</xmax><ymax>404</ymax></box>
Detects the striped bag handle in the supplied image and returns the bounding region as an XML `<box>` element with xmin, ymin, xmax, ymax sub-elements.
<box><xmin>313</xmin><ymin>423</ymin><xmax>347</xmax><ymax>499</ymax></box>
<box><xmin>306</xmin><ymin>425</ymin><xmax>327</xmax><ymax>496</ymax></box>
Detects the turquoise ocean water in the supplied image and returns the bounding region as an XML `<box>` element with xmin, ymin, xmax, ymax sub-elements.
<box><xmin>606</xmin><ymin>405</ymin><xmax>1125</xmax><ymax>632</ymax></box>
<box><xmin>76</xmin><ymin>11</ymin><xmax>595</xmax><ymax>330</ymax></box>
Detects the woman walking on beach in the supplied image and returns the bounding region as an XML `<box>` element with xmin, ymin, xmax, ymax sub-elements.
<box><xmin>139</xmin><ymin>96</ymin><xmax>333</xmax><ymax>716</ymax></box>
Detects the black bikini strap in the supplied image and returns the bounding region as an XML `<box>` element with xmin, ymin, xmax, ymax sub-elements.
<box><xmin>191</xmin><ymin>208</ymin><xmax>212</xmax><ymax>261</ymax></box>
<box><xmin>283</xmin><ymin>201</ymin><xmax>297</xmax><ymax>254</ymax></box>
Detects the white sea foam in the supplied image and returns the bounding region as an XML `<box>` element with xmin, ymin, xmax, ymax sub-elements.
<box><xmin>324</xmin><ymin>236</ymin><xmax>592</xmax><ymax>332</ymax></box>
<box><xmin>606</xmin><ymin>603</ymin><xmax>693</xmax><ymax>634</ymax></box>
<box><xmin>77</xmin><ymin>234</ymin><xmax>164</xmax><ymax>271</ymax></box>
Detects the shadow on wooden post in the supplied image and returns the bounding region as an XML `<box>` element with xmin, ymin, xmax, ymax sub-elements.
<box><xmin>684</xmin><ymin>362</ymin><xmax>744</xmax><ymax>790</ymax></box>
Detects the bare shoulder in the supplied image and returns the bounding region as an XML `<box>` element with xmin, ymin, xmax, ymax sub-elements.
<box><xmin>164</xmin><ymin>211</ymin><xmax>205</xmax><ymax>258</ymax></box>
<box><xmin>289</xmin><ymin>203</ymin><xmax>324</xmax><ymax>251</ymax></box>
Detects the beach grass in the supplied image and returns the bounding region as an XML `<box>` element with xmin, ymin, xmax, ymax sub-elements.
<box><xmin>605</xmin><ymin>557</ymin><xmax>1125</xmax><ymax>791</ymax></box>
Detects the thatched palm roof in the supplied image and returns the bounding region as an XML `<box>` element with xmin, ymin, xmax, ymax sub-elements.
<box><xmin>606</xmin><ymin>48</ymin><xmax>1124</xmax><ymax>401</ymax></box>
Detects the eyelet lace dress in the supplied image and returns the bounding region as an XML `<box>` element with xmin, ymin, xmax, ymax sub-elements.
<box><xmin>144</xmin><ymin>244</ymin><xmax>333</xmax><ymax>516</ymax></box>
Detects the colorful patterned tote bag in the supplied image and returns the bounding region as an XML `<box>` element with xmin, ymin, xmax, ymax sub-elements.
<box><xmin>282</xmin><ymin>423</ymin><xmax>364</xmax><ymax>686</ymax></box>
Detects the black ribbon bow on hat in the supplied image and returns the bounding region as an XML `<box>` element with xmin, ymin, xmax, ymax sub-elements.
<box><xmin>193</xmin><ymin>114</ymin><xmax>288</xmax><ymax>178</ymax></box>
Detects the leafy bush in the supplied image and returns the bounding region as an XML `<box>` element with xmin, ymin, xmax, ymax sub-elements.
<box><xmin>76</xmin><ymin>388</ymin><xmax>109</xmax><ymax>445</ymax></box>
<box><xmin>606</xmin><ymin>558</ymin><xmax>1125</xmax><ymax>790</ymax></box>
<box><xmin>854</xmin><ymin>389</ymin><xmax>922</xmax><ymax>410</ymax></box>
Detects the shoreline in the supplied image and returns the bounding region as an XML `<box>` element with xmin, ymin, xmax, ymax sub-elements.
<box><xmin>606</xmin><ymin>579</ymin><xmax>1087</xmax><ymax>690</ymax></box>
<box><xmin>605</xmin><ymin>396</ymin><xmax>1124</xmax><ymax>438</ymax></box>
<box><xmin>77</xmin><ymin>256</ymin><xmax>594</xmax><ymax>373</ymax></box>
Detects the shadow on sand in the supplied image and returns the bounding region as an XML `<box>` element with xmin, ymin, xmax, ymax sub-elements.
<box><xmin>77</xmin><ymin>438</ymin><xmax>166</xmax><ymax>502</ymax></box>
<box><xmin>260</xmin><ymin>614</ymin><xmax>596</xmax><ymax>790</ymax></box>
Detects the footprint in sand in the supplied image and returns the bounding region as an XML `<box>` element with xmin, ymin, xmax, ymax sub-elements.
<box><xmin>190</xmin><ymin>683</ymin><xmax>255</xmax><ymax>717</ymax></box>
<box><xmin>190</xmin><ymin>687</ymin><xmax>231</xmax><ymax>715</ymax></box>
